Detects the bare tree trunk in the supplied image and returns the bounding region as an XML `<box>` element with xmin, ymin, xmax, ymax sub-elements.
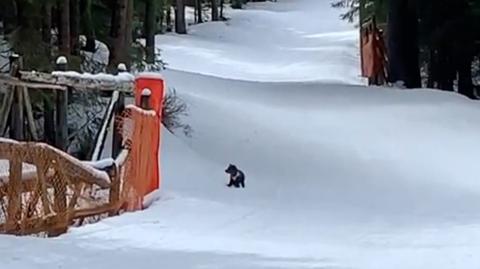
<box><xmin>437</xmin><ymin>46</ymin><xmax>454</xmax><ymax>91</ymax></box>
<box><xmin>145</xmin><ymin>0</ymin><xmax>156</xmax><ymax>64</ymax></box>
<box><xmin>195</xmin><ymin>0</ymin><xmax>203</xmax><ymax>23</ymax></box>
<box><xmin>220</xmin><ymin>0</ymin><xmax>225</xmax><ymax>19</ymax></box>
<box><xmin>110</xmin><ymin>0</ymin><xmax>128</xmax><ymax>68</ymax></box>
<box><xmin>456</xmin><ymin>43</ymin><xmax>474</xmax><ymax>98</ymax></box>
<box><xmin>42</xmin><ymin>2</ymin><xmax>55</xmax><ymax>145</ymax></box>
<box><xmin>80</xmin><ymin>0</ymin><xmax>96</xmax><ymax>52</ymax></box>
<box><xmin>3</xmin><ymin>0</ymin><xmax>17</xmax><ymax>33</ymax></box>
<box><xmin>175</xmin><ymin>0</ymin><xmax>187</xmax><ymax>34</ymax></box>
<box><xmin>387</xmin><ymin>0</ymin><xmax>420</xmax><ymax>88</ymax></box>
<box><xmin>212</xmin><ymin>0</ymin><xmax>219</xmax><ymax>21</ymax></box>
<box><xmin>59</xmin><ymin>0</ymin><xmax>71</xmax><ymax>55</ymax></box>
<box><xmin>125</xmin><ymin>0</ymin><xmax>134</xmax><ymax>65</ymax></box>
<box><xmin>110</xmin><ymin>1</ymin><xmax>118</xmax><ymax>37</ymax></box>
<box><xmin>70</xmin><ymin>0</ymin><xmax>80</xmax><ymax>55</ymax></box>
<box><xmin>166</xmin><ymin>6</ymin><xmax>172</xmax><ymax>32</ymax></box>
<box><xmin>427</xmin><ymin>48</ymin><xmax>435</xmax><ymax>89</ymax></box>
<box><xmin>41</xmin><ymin>2</ymin><xmax>52</xmax><ymax>46</ymax></box>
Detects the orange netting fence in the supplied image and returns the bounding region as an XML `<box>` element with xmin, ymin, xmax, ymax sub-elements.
<box><xmin>116</xmin><ymin>105</ymin><xmax>160</xmax><ymax>212</ymax></box>
<box><xmin>361</xmin><ymin>17</ymin><xmax>388</xmax><ymax>85</ymax></box>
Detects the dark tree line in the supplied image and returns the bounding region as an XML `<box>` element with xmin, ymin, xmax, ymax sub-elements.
<box><xmin>0</xmin><ymin>0</ymin><xmax>245</xmax><ymax>72</ymax></box>
<box><xmin>334</xmin><ymin>0</ymin><xmax>480</xmax><ymax>99</ymax></box>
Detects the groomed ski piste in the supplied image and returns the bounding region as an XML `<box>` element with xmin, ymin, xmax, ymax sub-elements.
<box><xmin>3</xmin><ymin>0</ymin><xmax>480</xmax><ymax>268</ymax></box>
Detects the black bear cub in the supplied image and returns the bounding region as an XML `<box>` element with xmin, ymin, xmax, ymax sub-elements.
<box><xmin>225</xmin><ymin>164</ymin><xmax>245</xmax><ymax>188</ymax></box>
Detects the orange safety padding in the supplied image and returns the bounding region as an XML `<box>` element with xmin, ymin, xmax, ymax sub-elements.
<box><xmin>134</xmin><ymin>75</ymin><xmax>165</xmax><ymax>196</ymax></box>
<box><xmin>361</xmin><ymin>29</ymin><xmax>386</xmax><ymax>80</ymax></box>
<box><xmin>122</xmin><ymin>107</ymin><xmax>158</xmax><ymax>211</ymax></box>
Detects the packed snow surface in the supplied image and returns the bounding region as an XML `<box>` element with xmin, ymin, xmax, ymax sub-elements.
<box><xmin>2</xmin><ymin>0</ymin><xmax>480</xmax><ymax>268</ymax></box>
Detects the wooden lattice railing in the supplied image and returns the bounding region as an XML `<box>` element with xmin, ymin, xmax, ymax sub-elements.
<box><xmin>0</xmin><ymin>138</ymin><xmax>128</xmax><ymax>236</ymax></box>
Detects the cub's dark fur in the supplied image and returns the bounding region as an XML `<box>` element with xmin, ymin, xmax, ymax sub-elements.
<box><xmin>225</xmin><ymin>164</ymin><xmax>245</xmax><ymax>188</ymax></box>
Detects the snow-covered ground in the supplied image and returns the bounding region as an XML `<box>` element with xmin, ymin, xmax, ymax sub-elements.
<box><xmin>158</xmin><ymin>0</ymin><xmax>363</xmax><ymax>84</ymax></box>
<box><xmin>3</xmin><ymin>0</ymin><xmax>480</xmax><ymax>268</ymax></box>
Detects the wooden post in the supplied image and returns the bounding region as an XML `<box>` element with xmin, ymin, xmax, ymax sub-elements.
<box><xmin>6</xmin><ymin>157</ymin><xmax>23</xmax><ymax>234</ymax></box>
<box><xmin>22</xmin><ymin>86</ymin><xmax>39</xmax><ymax>141</ymax></box>
<box><xmin>55</xmin><ymin>56</ymin><xmax>68</xmax><ymax>151</ymax></box>
<box><xmin>108</xmin><ymin>164</ymin><xmax>120</xmax><ymax>216</ymax></box>
<box><xmin>112</xmin><ymin>63</ymin><xmax>127</xmax><ymax>158</ymax></box>
<box><xmin>8</xmin><ymin>54</ymin><xmax>24</xmax><ymax>140</ymax></box>
<box><xmin>44</xmin><ymin>92</ymin><xmax>55</xmax><ymax>145</ymax></box>
<box><xmin>9</xmin><ymin>87</ymin><xmax>24</xmax><ymax>140</ymax></box>
<box><xmin>0</xmin><ymin>88</ymin><xmax>14</xmax><ymax>136</ymax></box>
<box><xmin>140</xmin><ymin>88</ymin><xmax>152</xmax><ymax>110</ymax></box>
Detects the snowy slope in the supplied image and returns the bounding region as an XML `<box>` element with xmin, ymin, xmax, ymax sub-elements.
<box><xmin>2</xmin><ymin>0</ymin><xmax>480</xmax><ymax>268</ymax></box>
<box><xmin>157</xmin><ymin>0</ymin><xmax>363</xmax><ymax>84</ymax></box>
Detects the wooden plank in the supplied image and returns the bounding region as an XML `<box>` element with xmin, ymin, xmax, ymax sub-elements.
<box><xmin>0</xmin><ymin>215</ymin><xmax>66</xmax><ymax>236</ymax></box>
<box><xmin>0</xmin><ymin>75</ymin><xmax>67</xmax><ymax>91</ymax></box>
<box><xmin>6</xmin><ymin>158</ymin><xmax>23</xmax><ymax>232</ymax></box>
<box><xmin>43</xmin><ymin>91</ymin><xmax>55</xmax><ymax>145</ymax></box>
<box><xmin>73</xmin><ymin>203</ymin><xmax>116</xmax><ymax>219</ymax></box>
<box><xmin>108</xmin><ymin>166</ymin><xmax>120</xmax><ymax>216</ymax></box>
<box><xmin>9</xmin><ymin>86</ymin><xmax>24</xmax><ymax>140</ymax></box>
<box><xmin>0</xmin><ymin>89</ymin><xmax>14</xmax><ymax>135</ymax></box>
<box><xmin>8</xmin><ymin>56</ymin><xmax>23</xmax><ymax>140</ymax></box>
<box><xmin>22</xmin><ymin>87</ymin><xmax>39</xmax><ymax>141</ymax></box>
<box><xmin>55</xmin><ymin>89</ymin><xmax>68</xmax><ymax>150</ymax></box>
<box><xmin>112</xmin><ymin>92</ymin><xmax>125</xmax><ymax>158</ymax></box>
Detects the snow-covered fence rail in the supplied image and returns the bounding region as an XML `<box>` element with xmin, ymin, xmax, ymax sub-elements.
<box><xmin>0</xmin><ymin>55</ymin><xmax>134</xmax><ymax>153</ymax></box>
<box><xmin>18</xmin><ymin>70</ymin><xmax>134</xmax><ymax>93</ymax></box>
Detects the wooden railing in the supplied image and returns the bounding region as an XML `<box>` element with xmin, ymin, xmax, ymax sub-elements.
<box><xmin>0</xmin><ymin>56</ymin><xmax>161</xmax><ymax>236</ymax></box>
<box><xmin>0</xmin><ymin>138</ymin><xmax>129</xmax><ymax>236</ymax></box>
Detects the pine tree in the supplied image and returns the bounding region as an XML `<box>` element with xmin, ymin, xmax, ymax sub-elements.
<box><xmin>145</xmin><ymin>0</ymin><xmax>156</xmax><ymax>63</ymax></box>
<box><xmin>175</xmin><ymin>0</ymin><xmax>187</xmax><ymax>34</ymax></box>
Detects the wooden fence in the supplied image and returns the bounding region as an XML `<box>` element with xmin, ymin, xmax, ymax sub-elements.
<box><xmin>0</xmin><ymin>138</ymin><xmax>118</xmax><ymax>236</ymax></box>
<box><xmin>0</xmin><ymin>56</ymin><xmax>161</xmax><ymax>236</ymax></box>
<box><xmin>0</xmin><ymin>101</ymin><xmax>158</xmax><ymax>236</ymax></box>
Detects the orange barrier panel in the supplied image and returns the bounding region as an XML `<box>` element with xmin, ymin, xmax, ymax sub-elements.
<box><xmin>120</xmin><ymin>106</ymin><xmax>159</xmax><ymax>211</ymax></box>
<box><xmin>134</xmin><ymin>74</ymin><xmax>165</xmax><ymax>195</ymax></box>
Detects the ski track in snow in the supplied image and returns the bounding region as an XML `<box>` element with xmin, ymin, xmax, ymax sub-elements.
<box><xmin>2</xmin><ymin>0</ymin><xmax>480</xmax><ymax>268</ymax></box>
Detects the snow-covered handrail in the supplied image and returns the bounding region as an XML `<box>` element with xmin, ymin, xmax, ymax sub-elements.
<box><xmin>18</xmin><ymin>70</ymin><xmax>134</xmax><ymax>92</ymax></box>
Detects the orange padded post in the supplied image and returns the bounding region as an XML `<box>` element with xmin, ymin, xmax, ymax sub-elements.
<box><xmin>134</xmin><ymin>74</ymin><xmax>165</xmax><ymax>196</ymax></box>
